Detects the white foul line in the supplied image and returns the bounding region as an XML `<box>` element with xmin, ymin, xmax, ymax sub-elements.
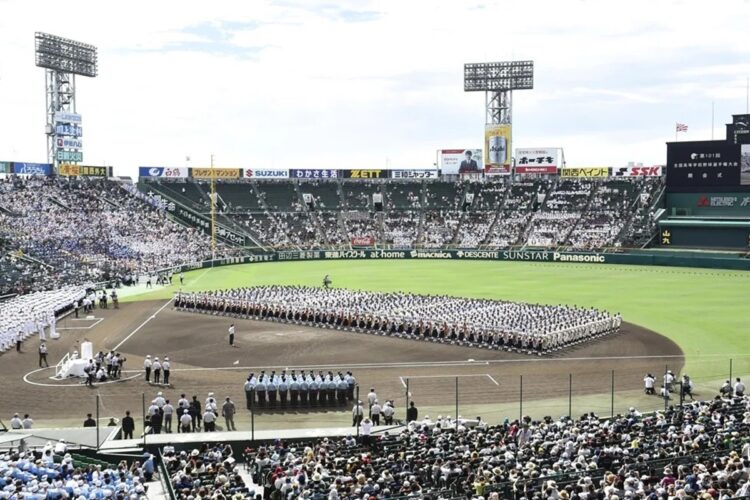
<box><xmin>58</xmin><ymin>318</ymin><xmax>103</xmax><ymax>331</ymax></box>
<box><xmin>112</xmin><ymin>298</ymin><xmax>173</xmax><ymax>351</ymax></box>
<box><xmin>486</xmin><ymin>374</ymin><xmax>499</xmax><ymax>386</ymax></box>
<box><xmin>398</xmin><ymin>374</ymin><xmax>493</xmax><ymax>379</ymax></box>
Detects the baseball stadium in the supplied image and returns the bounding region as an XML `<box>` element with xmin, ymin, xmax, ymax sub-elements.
<box><xmin>2</xmin><ymin>5</ymin><xmax>750</xmax><ymax>500</ymax></box>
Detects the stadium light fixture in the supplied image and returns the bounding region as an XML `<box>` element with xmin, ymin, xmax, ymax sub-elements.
<box><xmin>464</xmin><ymin>61</ymin><xmax>534</xmax><ymax>92</ymax></box>
<box><xmin>35</xmin><ymin>32</ymin><xmax>98</xmax><ymax>171</ymax></box>
<box><xmin>35</xmin><ymin>32</ymin><xmax>98</xmax><ymax>77</ymax></box>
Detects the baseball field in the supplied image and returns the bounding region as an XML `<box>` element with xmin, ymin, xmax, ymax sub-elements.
<box><xmin>5</xmin><ymin>259</ymin><xmax>749</xmax><ymax>431</ymax></box>
<box><xmin>124</xmin><ymin>259</ymin><xmax>750</xmax><ymax>376</ymax></box>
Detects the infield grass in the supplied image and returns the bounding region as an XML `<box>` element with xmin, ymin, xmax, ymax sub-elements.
<box><xmin>123</xmin><ymin>260</ymin><xmax>750</xmax><ymax>380</ymax></box>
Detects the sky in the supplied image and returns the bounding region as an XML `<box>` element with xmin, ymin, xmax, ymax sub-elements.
<box><xmin>0</xmin><ymin>0</ymin><xmax>749</xmax><ymax>178</ymax></box>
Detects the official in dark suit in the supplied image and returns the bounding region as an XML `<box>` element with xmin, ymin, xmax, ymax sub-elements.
<box><xmin>458</xmin><ymin>150</ymin><xmax>479</xmax><ymax>173</ymax></box>
<box><xmin>121</xmin><ymin>411</ymin><xmax>135</xmax><ymax>439</ymax></box>
<box><xmin>406</xmin><ymin>401</ymin><xmax>418</xmax><ymax>422</ymax></box>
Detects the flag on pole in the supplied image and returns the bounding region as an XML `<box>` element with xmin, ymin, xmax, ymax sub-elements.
<box><xmin>676</xmin><ymin>123</ymin><xmax>688</xmax><ymax>132</ymax></box>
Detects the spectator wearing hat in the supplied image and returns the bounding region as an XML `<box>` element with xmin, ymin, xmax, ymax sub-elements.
<box><xmin>162</xmin><ymin>356</ymin><xmax>171</xmax><ymax>385</ymax></box>
<box><xmin>83</xmin><ymin>413</ymin><xmax>96</xmax><ymax>427</ymax></box>
<box><xmin>360</xmin><ymin>417</ymin><xmax>373</xmax><ymax>446</ymax></box>
<box><xmin>143</xmin><ymin>355</ymin><xmax>152</xmax><ymax>382</ymax></box>
<box><xmin>352</xmin><ymin>400</ymin><xmax>364</xmax><ymax>427</ymax></box>
<box><xmin>179</xmin><ymin>409</ymin><xmax>192</xmax><ymax>433</ymax></box>
<box><xmin>202</xmin><ymin>407</ymin><xmax>216</xmax><ymax>432</ymax></box>
<box><xmin>163</xmin><ymin>399</ymin><xmax>174</xmax><ymax>433</ymax></box>
<box><xmin>152</xmin><ymin>356</ymin><xmax>162</xmax><ymax>384</ymax></box>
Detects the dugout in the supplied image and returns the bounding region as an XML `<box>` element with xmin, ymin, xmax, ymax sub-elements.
<box><xmin>658</xmin><ymin>218</ymin><xmax>750</xmax><ymax>249</ymax></box>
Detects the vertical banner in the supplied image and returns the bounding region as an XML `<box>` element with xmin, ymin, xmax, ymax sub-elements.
<box><xmin>484</xmin><ymin>124</ymin><xmax>512</xmax><ymax>174</ymax></box>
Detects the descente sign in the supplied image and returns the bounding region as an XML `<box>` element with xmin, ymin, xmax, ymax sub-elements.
<box><xmin>155</xmin><ymin>248</ymin><xmax>750</xmax><ymax>274</ymax></box>
<box><xmin>272</xmin><ymin>249</ymin><xmax>608</xmax><ymax>263</ymax></box>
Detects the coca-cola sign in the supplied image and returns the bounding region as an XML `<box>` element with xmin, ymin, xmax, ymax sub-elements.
<box><xmin>351</xmin><ymin>236</ymin><xmax>375</xmax><ymax>246</ymax></box>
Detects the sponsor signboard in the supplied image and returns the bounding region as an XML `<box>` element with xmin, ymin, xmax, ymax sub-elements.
<box><xmin>289</xmin><ymin>169</ymin><xmax>340</xmax><ymax>179</ymax></box>
<box><xmin>351</xmin><ymin>236</ymin><xmax>375</xmax><ymax>246</ymax></box>
<box><xmin>391</xmin><ymin>169</ymin><xmax>438</xmax><ymax>179</ymax></box>
<box><xmin>343</xmin><ymin>169</ymin><xmax>388</xmax><ymax>179</ymax></box>
<box><xmin>613</xmin><ymin>166</ymin><xmax>663</xmax><ymax>177</ymax></box>
<box><xmin>56</xmin><ymin>150</ymin><xmax>83</xmax><ymax>162</ymax></box>
<box><xmin>666</xmin><ymin>140</ymin><xmax>740</xmax><ymax>188</ymax></box>
<box><xmin>0</xmin><ymin>161</ymin><xmax>10</xmax><ymax>174</ymax></box>
<box><xmin>59</xmin><ymin>164</ymin><xmax>110</xmax><ymax>177</ymax></box>
<box><xmin>11</xmin><ymin>162</ymin><xmax>53</xmax><ymax>176</ymax></box>
<box><xmin>485</xmin><ymin>124</ymin><xmax>512</xmax><ymax>168</ymax></box>
<box><xmin>440</xmin><ymin>149</ymin><xmax>484</xmax><ymax>175</ymax></box>
<box><xmin>484</xmin><ymin>165</ymin><xmax>511</xmax><ymax>175</ymax></box>
<box><xmin>244</xmin><ymin>169</ymin><xmax>289</xmax><ymax>179</ymax></box>
<box><xmin>667</xmin><ymin>192</ymin><xmax>750</xmax><ymax>216</ymax></box>
<box><xmin>165</xmin><ymin>248</ymin><xmax>750</xmax><ymax>274</ymax></box>
<box><xmin>139</xmin><ymin>167</ymin><xmax>189</xmax><ymax>178</ymax></box>
<box><xmin>56</xmin><ymin>137</ymin><xmax>83</xmax><ymax>149</ymax></box>
<box><xmin>55</xmin><ymin>124</ymin><xmax>83</xmax><ymax>137</ymax></box>
<box><xmin>54</xmin><ymin>111</ymin><xmax>81</xmax><ymax>123</ymax></box>
<box><xmin>560</xmin><ymin>167</ymin><xmax>610</xmax><ymax>178</ymax></box>
<box><xmin>191</xmin><ymin>168</ymin><xmax>242</xmax><ymax>179</ymax></box>
<box><xmin>515</xmin><ymin>148</ymin><xmax>559</xmax><ymax>174</ymax></box>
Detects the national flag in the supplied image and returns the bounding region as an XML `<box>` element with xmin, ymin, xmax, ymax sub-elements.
<box><xmin>676</xmin><ymin>123</ymin><xmax>688</xmax><ymax>132</ymax></box>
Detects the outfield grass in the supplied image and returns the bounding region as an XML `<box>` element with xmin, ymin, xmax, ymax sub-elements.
<box><xmin>124</xmin><ymin>260</ymin><xmax>750</xmax><ymax>379</ymax></box>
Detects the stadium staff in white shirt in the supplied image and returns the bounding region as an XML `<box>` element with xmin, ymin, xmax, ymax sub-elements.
<box><xmin>228</xmin><ymin>324</ymin><xmax>237</xmax><ymax>347</ymax></box>
<box><xmin>202</xmin><ymin>408</ymin><xmax>216</xmax><ymax>432</ymax></box>
<box><xmin>144</xmin><ymin>355</ymin><xmax>152</xmax><ymax>382</ymax></box>
<box><xmin>643</xmin><ymin>373</ymin><xmax>655</xmax><ymax>395</ymax></box>
<box><xmin>735</xmin><ymin>378</ymin><xmax>746</xmax><ymax>397</ymax></box>
<box><xmin>10</xmin><ymin>413</ymin><xmax>23</xmax><ymax>429</ymax></box>
<box><xmin>352</xmin><ymin>400</ymin><xmax>364</xmax><ymax>427</ymax></box>
<box><xmin>180</xmin><ymin>409</ymin><xmax>192</xmax><ymax>433</ymax></box>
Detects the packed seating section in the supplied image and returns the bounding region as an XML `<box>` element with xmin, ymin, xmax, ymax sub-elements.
<box><xmin>0</xmin><ymin>175</ymin><xmax>663</xmax><ymax>295</ymax></box>
<box><xmin>238</xmin><ymin>395</ymin><xmax>750</xmax><ymax>499</ymax></box>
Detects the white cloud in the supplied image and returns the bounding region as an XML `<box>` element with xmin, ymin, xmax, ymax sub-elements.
<box><xmin>0</xmin><ymin>0</ymin><xmax>748</xmax><ymax>175</ymax></box>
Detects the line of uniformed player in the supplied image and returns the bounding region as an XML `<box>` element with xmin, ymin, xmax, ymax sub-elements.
<box><xmin>175</xmin><ymin>287</ymin><xmax>621</xmax><ymax>355</ymax></box>
<box><xmin>242</xmin><ymin>370</ymin><xmax>357</xmax><ymax>409</ymax></box>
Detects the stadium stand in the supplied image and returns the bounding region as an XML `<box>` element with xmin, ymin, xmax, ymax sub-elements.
<box><xmin>0</xmin><ymin>447</ymin><xmax>151</xmax><ymax>498</ymax></box>
<box><xmin>0</xmin><ymin>175</ymin><xmax>665</xmax><ymax>297</ymax></box>
<box><xmin>138</xmin><ymin>176</ymin><xmax>664</xmax><ymax>252</ymax></box>
<box><xmin>0</xmin><ymin>176</ymin><xmax>235</xmax><ymax>290</ymax></box>
<box><xmin>239</xmin><ymin>395</ymin><xmax>750</xmax><ymax>499</ymax></box>
<box><xmin>163</xmin><ymin>443</ymin><xmax>253</xmax><ymax>499</ymax></box>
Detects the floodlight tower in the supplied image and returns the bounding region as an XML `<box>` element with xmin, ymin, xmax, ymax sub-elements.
<box><xmin>464</xmin><ymin>61</ymin><xmax>533</xmax><ymax>169</ymax></box>
<box><xmin>34</xmin><ymin>32</ymin><xmax>98</xmax><ymax>172</ymax></box>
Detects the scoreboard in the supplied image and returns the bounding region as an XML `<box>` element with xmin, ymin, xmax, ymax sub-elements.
<box><xmin>667</xmin><ymin>113</ymin><xmax>750</xmax><ymax>192</ymax></box>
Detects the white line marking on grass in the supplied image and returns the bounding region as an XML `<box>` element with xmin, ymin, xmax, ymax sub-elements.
<box><xmin>112</xmin><ymin>298</ymin><xmax>173</xmax><ymax>351</ymax></box>
<box><xmin>190</xmin><ymin>268</ymin><xmax>212</xmax><ymax>287</ymax></box>
<box><xmin>486</xmin><ymin>374</ymin><xmax>499</xmax><ymax>386</ymax></box>
<box><xmin>399</xmin><ymin>376</ymin><xmax>406</xmax><ymax>388</ymax></box>
<box><xmin>118</xmin><ymin>352</ymin><xmax>726</xmax><ymax>375</ymax></box>
<box><xmin>398</xmin><ymin>374</ymin><xmax>492</xmax><ymax>379</ymax></box>
<box><xmin>23</xmin><ymin>368</ymin><xmax>141</xmax><ymax>388</ymax></box>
